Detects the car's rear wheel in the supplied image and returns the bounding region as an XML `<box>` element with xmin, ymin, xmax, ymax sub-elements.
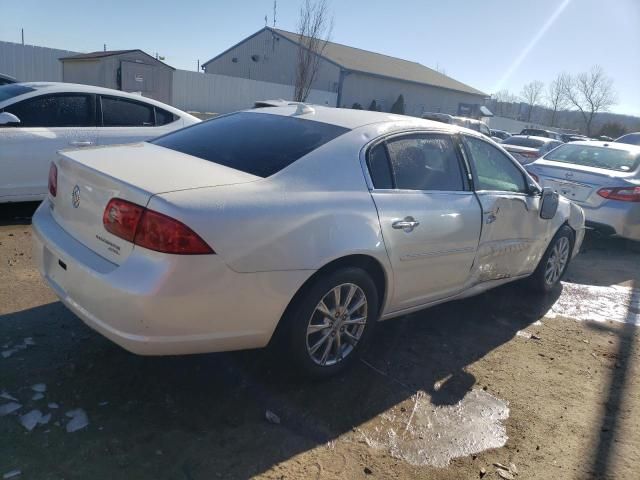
<box><xmin>529</xmin><ymin>225</ymin><xmax>574</xmax><ymax>292</ymax></box>
<box><xmin>283</xmin><ymin>267</ymin><xmax>379</xmax><ymax>378</ymax></box>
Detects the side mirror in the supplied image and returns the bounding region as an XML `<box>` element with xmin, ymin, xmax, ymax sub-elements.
<box><xmin>540</xmin><ymin>187</ymin><xmax>559</xmax><ymax>220</ymax></box>
<box><xmin>0</xmin><ymin>111</ymin><xmax>20</xmax><ymax>126</ymax></box>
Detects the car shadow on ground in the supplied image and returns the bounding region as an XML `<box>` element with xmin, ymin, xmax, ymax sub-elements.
<box><xmin>0</xmin><ymin>201</ymin><xmax>40</xmax><ymax>226</ymax></box>
<box><xmin>0</xmin><ymin>282</ymin><xmax>561</xmax><ymax>479</ymax></box>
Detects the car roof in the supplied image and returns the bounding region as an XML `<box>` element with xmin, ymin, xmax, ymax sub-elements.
<box><xmin>245</xmin><ymin>105</ymin><xmax>474</xmax><ymax>133</ymax></box>
<box><xmin>7</xmin><ymin>82</ymin><xmax>185</xmax><ymax>112</ymax></box>
<box><xmin>563</xmin><ymin>140</ymin><xmax>640</xmax><ymax>153</ymax></box>
<box><xmin>508</xmin><ymin>135</ymin><xmax>557</xmax><ymax>143</ymax></box>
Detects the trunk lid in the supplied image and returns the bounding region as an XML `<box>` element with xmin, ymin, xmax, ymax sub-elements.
<box><xmin>502</xmin><ymin>145</ymin><xmax>541</xmax><ymax>165</ymax></box>
<box><xmin>51</xmin><ymin>143</ymin><xmax>259</xmax><ymax>264</ymax></box>
<box><xmin>530</xmin><ymin>158</ymin><xmax>638</xmax><ymax>207</ymax></box>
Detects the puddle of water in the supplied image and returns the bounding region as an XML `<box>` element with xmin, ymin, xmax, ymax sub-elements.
<box><xmin>546</xmin><ymin>282</ymin><xmax>640</xmax><ymax>325</ymax></box>
<box><xmin>358</xmin><ymin>389</ymin><xmax>509</xmax><ymax>468</ymax></box>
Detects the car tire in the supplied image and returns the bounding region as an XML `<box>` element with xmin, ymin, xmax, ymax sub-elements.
<box><xmin>529</xmin><ymin>225</ymin><xmax>574</xmax><ymax>293</ymax></box>
<box><xmin>282</xmin><ymin>267</ymin><xmax>379</xmax><ymax>378</ymax></box>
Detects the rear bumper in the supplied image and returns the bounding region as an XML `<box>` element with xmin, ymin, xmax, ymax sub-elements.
<box><xmin>580</xmin><ymin>201</ymin><xmax>640</xmax><ymax>242</ymax></box>
<box><xmin>32</xmin><ymin>200</ymin><xmax>312</xmax><ymax>355</ymax></box>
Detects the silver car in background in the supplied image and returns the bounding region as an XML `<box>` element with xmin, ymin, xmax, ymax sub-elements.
<box><xmin>526</xmin><ymin>141</ymin><xmax>640</xmax><ymax>241</ymax></box>
<box><xmin>32</xmin><ymin>107</ymin><xmax>585</xmax><ymax>378</ymax></box>
<box><xmin>501</xmin><ymin>135</ymin><xmax>563</xmax><ymax>165</ymax></box>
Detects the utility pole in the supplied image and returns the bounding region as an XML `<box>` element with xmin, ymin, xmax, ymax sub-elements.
<box><xmin>197</xmin><ymin>59</ymin><xmax>200</xmax><ymax>72</ymax></box>
<box><xmin>103</xmin><ymin>43</ymin><xmax>107</xmax><ymax>52</ymax></box>
<box><xmin>21</xmin><ymin>28</ymin><xmax>24</xmax><ymax>45</ymax></box>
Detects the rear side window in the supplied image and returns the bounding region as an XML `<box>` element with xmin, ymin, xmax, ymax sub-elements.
<box><xmin>151</xmin><ymin>112</ymin><xmax>349</xmax><ymax>178</ymax></box>
<box><xmin>4</xmin><ymin>93</ymin><xmax>93</xmax><ymax>127</ymax></box>
<box><xmin>384</xmin><ymin>134</ymin><xmax>465</xmax><ymax>191</ymax></box>
<box><xmin>616</xmin><ymin>133</ymin><xmax>640</xmax><ymax>146</ymax></box>
<box><xmin>155</xmin><ymin>107</ymin><xmax>176</xmax><ymax>126</ymax></box>
<box><xmin>101</xmin><ymin>96</ymin><xmax>154</xmax><ymax>127</ymax></box>
<box><xmin>367</xmin><ymin>143</ymin><xmax>394</xmax><ymax>189</ymax></box>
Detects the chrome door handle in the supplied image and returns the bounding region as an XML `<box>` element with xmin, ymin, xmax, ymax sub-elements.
<box><xmin>392</xmin><ymin>217</ymin><xmax>420</xmax><ymax>232</ymax></box>
<box><xmin>70</xmin><ymin>141</ymin><xmax>93</xmax><ymax>147</ymax></box>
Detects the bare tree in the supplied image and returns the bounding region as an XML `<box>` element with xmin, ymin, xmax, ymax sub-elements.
<box><xmin>520</xmin><ymin>81</ymin><xmax>545</xmax><ymax>122</ymax></box>
<box><xmin>294</xmin><ymin>0</ymin><xmax>333</xmax><ymax>102</ymax></box>
<box><xmin>546</xmin><ymin>73</ymin><xmax>570</xmax><ymax>127</ymax></box>
<box><xmin>563</xmin><ymin>65</ymin><xmax>617</xmax><ymax>136</ymax></box>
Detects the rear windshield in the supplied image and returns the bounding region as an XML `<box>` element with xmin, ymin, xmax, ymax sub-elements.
<box><xmin>615</xmin><ymin>133</ymin><xmax>640</xmax><ymax>146</ymax></box>
<box><xmin>521</xmin><ymin>129</ymin><xmax>547</xmax><ymax>137</ymax></box>
<box><xmin>151</xmin><ymin>112</ymin><xmax>349</xmax><ymax>177</ymax></box>
<box><xmin>502</xmin><ymin>137</ymin><xmax>545</xmax><ymax>148</ymax></box>
<box><xmin>544</xmin><ymin>144</ymin><xmax>640</xmax><ymax>172</ymax></box>
<box><xmin>0</xmin><ymin>84</ymin><xmax>35</xmax><ymax>103</ymax></box>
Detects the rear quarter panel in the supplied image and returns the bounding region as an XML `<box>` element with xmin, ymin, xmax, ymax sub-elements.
<box><xmin>150</xmin><ymin>128</ymin><xmax>393</xmax><ymax>275</ymax></box>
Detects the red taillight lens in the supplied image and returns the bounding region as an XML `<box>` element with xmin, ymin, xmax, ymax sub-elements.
<box><xmin>48</xmin><ymin>163</ymin><xmax>58</xmax><ymax>197</ymax></box>
<box><xmin>102</xmin><ymin>198</ymin><xmax>214</xmax><ymax>254</ymax></box>
<box><xmin>103</xmin><ymin>198</ymin><xmax>145</xmax><ymax>242</ymax></box>
<box><xmin>597</xmin><ymin>186</ymin><xmax>640</xmax><ymax>202</ymax></box>
<box><xmin>529</xmin><ymin>172</ymin><xmax>539</xmax><ymax>183</ymax></box>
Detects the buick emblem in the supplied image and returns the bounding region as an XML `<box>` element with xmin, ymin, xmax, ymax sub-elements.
<box><xmin>71</xmin><ymin>185</ymin><xmax>80</xmax><ymax>208</ymax></box>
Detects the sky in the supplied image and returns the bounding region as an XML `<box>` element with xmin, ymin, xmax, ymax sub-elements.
<box><xmin>1</xmin><ymin>0</ymin><xmax>639</xmax><ymax>116</ymax></box>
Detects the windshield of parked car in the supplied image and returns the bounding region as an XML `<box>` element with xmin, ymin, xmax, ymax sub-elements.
<box><xmin>151</xmin><ymin>112</ymin><xmax>349</xmax><ymax>177</ymax></box>
<box><xmin>543</xmin><ymin>144</ymin><xmax>640</xmax><ymax>172</ymax></box>
<box><xmin>615</xmin><ymin>133</ymin><xmax>640</xmax><ymax>146</ymax></box>
<box><xmin>0</xmin><ymin>84</ymin><xmax>35</xmax><ymax>103</ymax></box>
<box><xmin>502</xmin><ymin>137</ymin><xmax>546</xmax><ymax>148</ymax></box>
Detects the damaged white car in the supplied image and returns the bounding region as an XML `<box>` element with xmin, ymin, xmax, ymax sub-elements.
<box><xmin>32</xmin><ymin>106</ymin><xmax>585</xmax><ymax>377</ymax></box>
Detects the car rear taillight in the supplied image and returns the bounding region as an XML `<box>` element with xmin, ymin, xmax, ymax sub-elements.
<box><xmin>597</xmin><ymin>186</ymin><xmax>640</xmax><ymax>203</ymax></box>
<box><xmin>520</xmin><ymin>151</ymin><xmax>539</xmax><ymax>158</ymax></box>
<box><xmin>529</xmin><ymin>172</ymin><xmax>540</xmax><ymax>183</ymax></box>
<box><xmin>48</xmin><ymin>163</ymin><xmax>57</xmax><ymax>197</ymax></box>
<box><xmin>103</xmin><ymin>198</ymin><xmax>214</xmax><ymax>254</ymax></box>
<box><xmin>103</xmin><ymin>198</ymin><xmax>145</xmax><ymax>242</ymax></box>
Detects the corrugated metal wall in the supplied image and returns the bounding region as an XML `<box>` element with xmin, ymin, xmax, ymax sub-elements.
<box><xmin>172</xmin><ymin>69</ymin><xmax>337</xmax><ymax>113</ymax></box>
<box><xmin>203</xmin><ymin>29</ymin><xmax>340</xmax><ymax>93</ymax></box>
<box><xmin>0</xmin><ymin>41</ymin><xmax>78</xmax><ymax>81</ymax></box>
<box><xmin>340</xmin><ymin>72</ymin><xmax>486</xmax><ymax>116</ymax></box>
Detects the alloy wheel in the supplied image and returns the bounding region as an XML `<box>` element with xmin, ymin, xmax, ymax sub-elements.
<box><xmin>306</xmin><ymin>283</ymin><xmax>368</xmax><ymax>366</ymax></box>
<box><xmin>544</xmin><ymin>236</ymin><xmax>570</xmax><ymax>286</ymax></box>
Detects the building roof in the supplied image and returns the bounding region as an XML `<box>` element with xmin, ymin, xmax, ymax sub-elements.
<box><xmin>60</xmin><ymin>49</ymin><xmax>175</xmax><ymax>69</ymax></box>
<box><xmin>203</xmin><ymin>27</ymin><xmax>486</xmax><ymax>97</ymax></box>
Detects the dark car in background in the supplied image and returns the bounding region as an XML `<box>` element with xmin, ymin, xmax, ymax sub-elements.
<box><xmin>520</xmin><ymin>128</ymin><xmax>564</xmax><ymax>141</ymax></box>
<box><xmin>501</xmin><ymin>135</ymin><xmax>563</xmax><ymax>164</ymax></box>
<box><xmin>490</xmin><ymin>129</ymin><xmax>511</xmax><ymax>141</ymax></box>
<box><xmin>560</xmin><ymin>133</ymin><xmax>589</xmax><ymax>143</ymax></box>
<box><xmin>0</xmin><ymin>74</ymin><xmax>17</xmax><ymax>86</ymax></box>
<box><xmin>615</xmin><ymin>132</ymin><xmax>640</xmax><ymax>146</ymax></box>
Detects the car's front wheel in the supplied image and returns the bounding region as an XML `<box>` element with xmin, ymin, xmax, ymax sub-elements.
<box><xmin>529</xmin><ymin>225</ymin><xmax>574</xmax><ymax>292</ymax></box>
<box><xmin>283</xmin><ymin>267</ymin><xmax>379</xmax><ymax>378</ymax></box>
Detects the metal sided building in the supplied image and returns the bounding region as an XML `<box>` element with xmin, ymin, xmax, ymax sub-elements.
<box><xmin>60</xmin><ymin>50</ymin><xmax>174</xmax><ymax>104</ymax></box>
<box><xmin>202</xmin><ymin>27</ymin><xmax>487</xmax><ymax>116</ymax></box>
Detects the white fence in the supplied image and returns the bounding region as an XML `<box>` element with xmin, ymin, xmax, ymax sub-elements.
<box><xmin>172</xmin><ymin>69</ymin><xmax>338</xmax><ymax>113</ymax></box>
<box><xmin>0</xmin><ymin>41</ymin><xmax>78</xmax><ymax>82</ymax></box>
<box><xmin>487</xmin><ymin>116</ymin><xmax>561</xmax><ymax>134</ymax></box>
<box><xmin>0</xmin><ymin>40</ymin><xmax>339</xmax><ymax>114</ymax></box>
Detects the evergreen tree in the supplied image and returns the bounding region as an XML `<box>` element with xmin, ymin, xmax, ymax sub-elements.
<box><xmin>390</xmin><ymin>94</ymin><xmax>405</xmax><ymax>114</ymax></box>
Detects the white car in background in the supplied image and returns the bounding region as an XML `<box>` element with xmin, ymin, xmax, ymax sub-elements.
<box><xmin>0</xmin><ymin>82</ymin><xmax>199</xmax><ymax>203</ymax></box>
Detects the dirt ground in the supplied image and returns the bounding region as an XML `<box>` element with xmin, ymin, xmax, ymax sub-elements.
<box><xmin>1</xmin><ymin>202</ymin><xmax>639</xmax><ymax>480</ymax></box>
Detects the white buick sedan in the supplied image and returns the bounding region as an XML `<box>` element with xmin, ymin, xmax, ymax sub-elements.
<box><xmin>32</xmin><ymin>106</ymin><xmax>585</xmax><ymax>377</ymax></box>
<box><xmin>0</xmin><ymin>82</ymin><xmax>199</xmax><ymax>203</ymax></box>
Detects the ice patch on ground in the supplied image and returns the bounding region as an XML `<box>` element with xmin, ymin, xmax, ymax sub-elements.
<box><xmin>546</xmin><ymin>282</ymin><xmax>640</xmax><ymax>325</ymax></box>
<box><xmin>359</xmin><ymin>389</ymin><xmax>509</xmax><ymax>468</ymax></box>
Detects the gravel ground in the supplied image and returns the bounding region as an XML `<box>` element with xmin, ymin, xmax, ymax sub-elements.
<box><xmin>0</xmin><ymin>202</ymin><xmax>639</xmax><ymax>480</ymax></box>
